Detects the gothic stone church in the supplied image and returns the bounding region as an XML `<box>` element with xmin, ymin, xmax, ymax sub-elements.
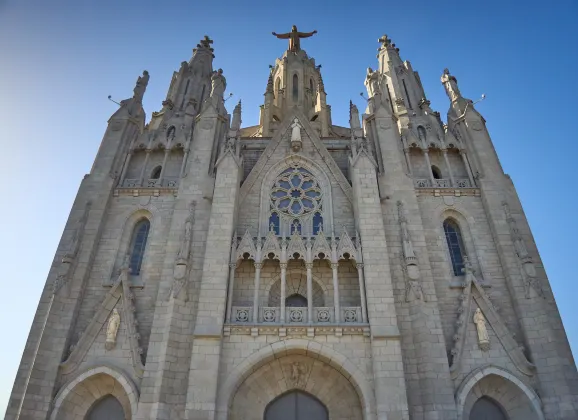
<box><xmin>6</xmin><ymin>29</ymin><xmax>578</xmax><ymax>420</ymax></box>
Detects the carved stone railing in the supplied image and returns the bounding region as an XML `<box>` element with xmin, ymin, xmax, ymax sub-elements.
<box><xmin>341</xmin><ymin>307</ymin><xmax>362</xmax><ymax>323</ymax></box>
<box><xmin>121</xmin><ymin>178</ymin><xmax>179</xmax><ymax>189</ymax></box>
<box><xmin>123</xmin><ymin>178</ymin><xmax>140</xmax><ymax>188</ymax></box>
<box><xmin>232</xmin><ymin>306</ymin><xmax>364</xmax><ymax>325</ymax></box>
<box><xmin>414</xmin><ymin>178</ymin><xmax>472</xmax><ymax>188</ymax></box>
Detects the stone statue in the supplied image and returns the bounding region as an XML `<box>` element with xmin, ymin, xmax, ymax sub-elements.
<box><xmin>441</xmin><ymin>68</ymin><xmax>461</xmax><ymax>102</ymax></box>
<box><xmin>290</xmin><ymin>361</ymin><xmax>307</xmax><ymax>386</ymax></box>
<box><xmin>473</xmin><ymin>307</ymin><xmax>490</xmax><ymax>351</ymax></box>
<box><xmin>365</xmin><ymin>67</ymin><xmax>381</xmax><ymax>98</ymax></box>
<box><xmin>133</xmin><ymin>70</ymin><xmax>149</xmax><ymax>101</ymax></box>
<box><xmin>290</xmin><ymin>118</ymin><xmax>303</xmax><ymax>152</ymax></box>
<box><xmin>272</xmin><ymin>25</ymin><xmax>317</xmax><ymax>52</ymax></box>
<box><xmin>105</xmin><ymin>308</ymin><xmax>121</xmax><ymax>350</ymax></box>
<box><xmin>349</xmin><ymin>100</ymin><xmax>361</xmax><ymax>129</ymax></box>
<box><xmin>210</xmin><ymin>69</ymin><xmax>227</xmax><ymax>99</ymax></box>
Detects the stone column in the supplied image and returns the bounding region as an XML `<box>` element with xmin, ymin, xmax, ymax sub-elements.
<box><xmin>460</xmin><ymin>150</ymin><xmax>476</xmax><ymax>187</ymax></box>
<box><xmin>423</xmin><ymin>149</ymin><xmax>435</xmax><ymax>186</ymax></box>
<box><xmin>252</xmin><ymin>262</ymin><xmax>262</xmax><ymax>323</ymax></box>
<box><xmin>118</xmin><ymin>150</ymin><xmax>133</xmax><ymax>187</ymax></box>
<box><xmin>305</xmin><ymin>262</ymin><xmax>313</xmax><ymax>323</ymax></box>
<box><xmin>403</xmin><ymin>147</ymin><xmax>412</xmax><ymax>176</ymax></box>
<box><xmin>138</xmin><ymin>149</ymin><xmax>151</xmax><ymax>186</ymax></box>
<box><xmin>280</xmin><ymin>262</ymin><xmax>287</xmax><ymax>323</ymax></box>
<box><xmin>442</xmin><ymin>149</ymin><xmax>455</xmax><ymax>186</ymax></box>
<box><xmin>158</xmin><ymin>149</ymin><xmax>170</xmax><ymax>185</ymax></box>
<box><xmin>179</xmin><ymin>144</ymin><xmax>190</xmax><ymax>178</ymax></box>
<box><xmin>356</xmin><ymin>263</ymin><xmax>368</xmax><ymax>323</ymax></box>
<box><xmin>226</xmin><ymin>263</ymin><xmax>236</xmax><ymax>323</ymax></box>
<box><xmin>331</xmin><ymin>262</ymin><xmax>340</xmax><ymax>324</ymax></box>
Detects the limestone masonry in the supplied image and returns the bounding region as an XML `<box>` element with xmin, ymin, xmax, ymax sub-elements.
<box><xmin>5</xmin><ymin>30</ymin><xmax>578</xmax><ymax>420</ymax></box>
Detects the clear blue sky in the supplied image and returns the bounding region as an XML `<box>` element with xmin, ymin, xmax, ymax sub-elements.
<box><xmin>1</xmin><ymin>0</ymin><xmax>577</xmax><ymax>414</ymax></box>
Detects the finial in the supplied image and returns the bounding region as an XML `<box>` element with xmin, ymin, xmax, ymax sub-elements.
<box><xmin>193</xmin><ymin>35</ymin><xmax>215</xmax><ymax>58</ymax></box>
<box><xmin>266</xmin><ymin>72</ymin><xmax>274</xmax><ymax>94</ymax></box>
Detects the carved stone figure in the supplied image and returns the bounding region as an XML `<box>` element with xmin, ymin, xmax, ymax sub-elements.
<box><xmin>473</xmin><ymin>307</ymin><xmax>490</xmax><ymax>351</ymax></box>
<box><xmin>133</xmin><ymin>70</ymin><xmax>150</xmax><ymax>101</ymax></box>
<box><xmin>272</xmin><ymin>25</ymin><xmax>317</xmax><ymax>52</ymax></box>
<box><xmin>289</xmin><ymin>118</ymin><xmax>303</xmax><ymax>152</ymax></box>
<box><xmin>210</xmin><ymin>69</ymin><xmax>227</xmax><ymax>99</ymax></box>
<box><xmin>349</xmin><ymin>100</ymin><xmax>361</xmax><ymax>129</ymax></box>
<box><xmin>441</xmin><ymin>68</ymin><xmax>461</xmax><ymax>102</ymax></box>
<box><xmin>365</xmin><ymin>67</ymin><xmax>381</xmax><ymax>97</ymax></box>
<box><xmin>105</xmin><ymin>308</ymin><xmax>121</xmax><ymax>350</ymax></box>
<box><xmin>290</xmin><ymin>361</ymin><xmax>307</xmax><ymax>386</ymax></box>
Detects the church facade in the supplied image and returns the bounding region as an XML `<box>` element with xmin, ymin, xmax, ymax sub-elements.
<box><xmin>5</xmin><ymin>30</ymin><xmax>578</xmax><ymax>420</ymax></box>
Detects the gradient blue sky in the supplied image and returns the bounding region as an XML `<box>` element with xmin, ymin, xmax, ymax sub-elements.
<box><xmin>1</xmin><ymin>0</ymin><xmax>577</xmax><ymax>414</ymax></box>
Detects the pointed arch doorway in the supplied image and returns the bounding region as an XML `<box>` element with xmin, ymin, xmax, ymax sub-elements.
<box><xmin>264</xmin><ymin>390</ymin><xmax>328</xmax><ymax>420</ymax></box>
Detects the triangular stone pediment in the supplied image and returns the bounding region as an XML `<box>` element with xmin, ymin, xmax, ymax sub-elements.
<box><xmin>60</xmin><ymin>268</ymin><xmax>145</xmax><ymax>378</ymax></box>
<box><xmin>239</xmin><ymin>108</ymin><xmax>353</xmax><ymax>205</ymax></box>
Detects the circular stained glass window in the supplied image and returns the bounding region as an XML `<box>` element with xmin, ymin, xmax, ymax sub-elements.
<box><xmin>271</xmin><ymin>167</ymin><xmax>322</xmax><ymax>217</ymax></box>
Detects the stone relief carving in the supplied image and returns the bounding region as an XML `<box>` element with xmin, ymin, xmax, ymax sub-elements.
<box><xmin>105</xmin><ymin>308</ymin><xmax>121</xmax><ymax>350</ymax></box>
<box><xmin>502</xmin><ymin>201</ymin><xmax>544</xmax><ymax>298</ymax></box>
<box><xmin>172</xmin><ymin>201</ymin><xmax>196</xmax><ymax>301</ymax></box>
<box><xmin>289</xmin><ymin>361</ymin><xmax>308</xmax><ymax>387</ymax></box>
<box><xmin>397</xmin><ymin>202</ymin><xmax>424</xmax><ymax>303</ymax></box>
<box><xmin>473</xmin><ymin>307</ymin><xmax>490</xmax><ymax>351</ymax></box>
<box><xmin>53</xmin><ymin>201</ymin><xmax>92</xmax><ymax>295</ymax></box>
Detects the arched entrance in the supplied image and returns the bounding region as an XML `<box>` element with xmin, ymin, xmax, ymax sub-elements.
<box><xmin>265</xmin><ymin>391</ymin><xmax>328</xmax><ymax>420</ymax></box>
<box><xmin>469</xmin><ymin>396</ymin><xmax>507</xmax><ymax>420</ymax></box>
<box><xmin>86</xmin><ymin>395</ymin><xmax>125</xmax><ymax>420</ymax></box>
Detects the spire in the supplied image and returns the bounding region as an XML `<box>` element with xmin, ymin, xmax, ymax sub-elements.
<box><xmin>377</xmin><ymin>35</ymin><xmax>402</xmax><ymax>70</ymax></box>
<box><xmin>349</xmin><ymin>100</ymin><xmax>361</xmax><ymax>130</ymax></box>
<box><xmin>317</xmin><ymin>65</ymin><xmax>325</xmax><ymax>93</ymax></box>
<box><xmin>192</xmin><ymin>35</ymin><xmax>215</xmax><ymax>59</ymax></box>
<box><xmin>265</xmin><ymin>72</ymin><xmax>274</xmax><ymax>95</ymax></box>
<box><xmin>231</xmin><ymin>100</ymin><xmax>242</xmax><ymax>131</ymax></box>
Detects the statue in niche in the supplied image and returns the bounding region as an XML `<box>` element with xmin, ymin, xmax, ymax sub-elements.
<box><xmin>473</xmin><ymin>307</ymin><xmax>490</xmax><ymax>351</ymax></box>
<box><xmin>441</xmin><ymin>68</ymin><xmax>462</xmax><ymax>102</ymax></box>
<box><xmin>105</xmin><ymin>308</ymin><xmax>121</xmax><ymax>350</ymax></box>
<box><xmin>210</xmin><ymin>68</ymin><xmax>227</xmax><ymax>99</ymax></box>
<box><xmin>290</xmin><ymin>118</ymin><xmax>303</xmax><ymax>152</ymax></box>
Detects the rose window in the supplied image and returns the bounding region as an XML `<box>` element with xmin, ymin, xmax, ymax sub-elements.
<box><xmin>271</xmin><ymin>167</ymin><xmax>322</xmax><ymax>217</ymax></box>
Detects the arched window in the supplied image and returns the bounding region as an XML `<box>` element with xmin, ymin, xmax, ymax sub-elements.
<box><xmin>417</xmin><ymin>126</ymin><xmax>427</xmax><ymax>142</ymax></box>
<box><xmin>469</xmin><ymin>396</ymin><xmax>507</xmax><ymax>420</ymax></box>
<box><xmin>443</xmin><ymin>219</ymin><xmax>466</xmax><ymax>276</ymax></box>
<box><xmin>129</xmin><ymin>219</ymin><xmax>150</xmax><ymax>275</ymax></box>
<box><xmin>286</xmin><ymin>294</ymin><xmax>307</xmax><ymax>307</ymax></box>
<box><xmin>166</xmin><ymin>126</ymin><xmax>176</xmax><ymax>142</ymax></box>
<box><xmin>292</xmin><ymin>74</ymin><xmax>299</xmax><ymax>102</ymax></box>
<box><xmin>86</xmin><ymin>395</ymin><xmax>124</xmax><ymax>420</ymax></box>
<box><xmin>313</xmin><ymin>212</ymin><xmax>323</xmax><ymax>235</ymax></box>
<box><xmin>269</xmin><ymin>212</ymin><xmax>280</xmax><ymax>235</ymax></box>
<box><xmin>150</xmin><ymin>166</ymin><xmax>162</xmax><ymax>179</ymax></box>
<box><xmin>431</xmin><ymin>165</ymin><xmax>442</xmax><ymax>179</ymax></box>
<box><xmin>291</xmin><ymin>220</ymin><xmax>302</xmax><ymax>235</ymax></box>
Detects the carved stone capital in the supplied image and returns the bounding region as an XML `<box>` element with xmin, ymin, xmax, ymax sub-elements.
<box><xmin>229</xmin><ymin>263</ymin><xmax>237</xmax><ymax>269</ymax></box>
<box><xmin>279</xmin><ymin>262</ymin><xmax>288</xmax><ymax>270</ymax></box>
<box><xmin>356</xmin><ymin>263</ymin><xmax>364</xmax><ymax>270</ymax></box>
<box><xmin>305</xmin><ymin>262</ymin><xmax>314</xmax><ymax>270</ymax></box>
<box><xmin>330</xmin><ymin>262</ymin><xmax>339</xmax><ymax>270</ymax></box>
<box><xmin>254</xmin><ymin>262</ymin><xmax>263</xmax><ymax>270</ymax></box>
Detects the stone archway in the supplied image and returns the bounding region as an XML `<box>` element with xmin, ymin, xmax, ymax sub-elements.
<box><xmin>456</xmin><ymin>366</ymin><xmax>544</xmax><ymax>420</ymax></box>
<box><xmin>230</xmin><ymin>354</ymin><xmax>362</xmax><ymax>420</ymax></box>
<box><xmin>216</xmin><ymin>339</ymin><xmax>375</xmax><ymax>420</ymax></box>
<box><xmin>50</xmin><ymin>366</ymin><xmax>138</xmax><ymax>420</ymax></box>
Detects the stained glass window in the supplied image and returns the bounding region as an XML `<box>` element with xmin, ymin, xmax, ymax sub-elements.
<box><xmin>443</xmin><ymin>219</ymin><xmax>465</xmax><ymax>276</ymax></box>
<box><xmin>270</xmin><ymin>166</ymin><xmax>322</xmax><ymax>217</ymax></box>
<box><xmin>129</xmin><ymin>219</ymin><xmax>150</xmax><ymax>275</ymax></box>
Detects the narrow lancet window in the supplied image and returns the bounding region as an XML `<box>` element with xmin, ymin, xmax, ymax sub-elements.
<box><xmin>151</xmin><ymin>166</ymin><xmax>162</xmax><ymax>179</ymax></box>
<box><xmin>313</xmin><ymin>212</ymin><xmax>323</xmax><ymax>235</ymax></box>
<box><xmin>443</xmin><ymin>219</ymin><xmax>466</xmax><ymax>276</ymax></box>
<box><xmin>431</xmin><ymin>165</ymin><xmax>442</xmax><ymax>180</ymax></box>
<box><xmin>129</xmin><ymin>219</ymin><xmax>150</xmax><ymax>275</ymax></box>
<box><xmin>269</xmin><ymin>212</ymin><xmax>280</xmax><ymax>235</ymax></box>
<box><xmin>292</xmin><ymin>74</ymin><xmax>299</xmax><ymax>102</ymax></box>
